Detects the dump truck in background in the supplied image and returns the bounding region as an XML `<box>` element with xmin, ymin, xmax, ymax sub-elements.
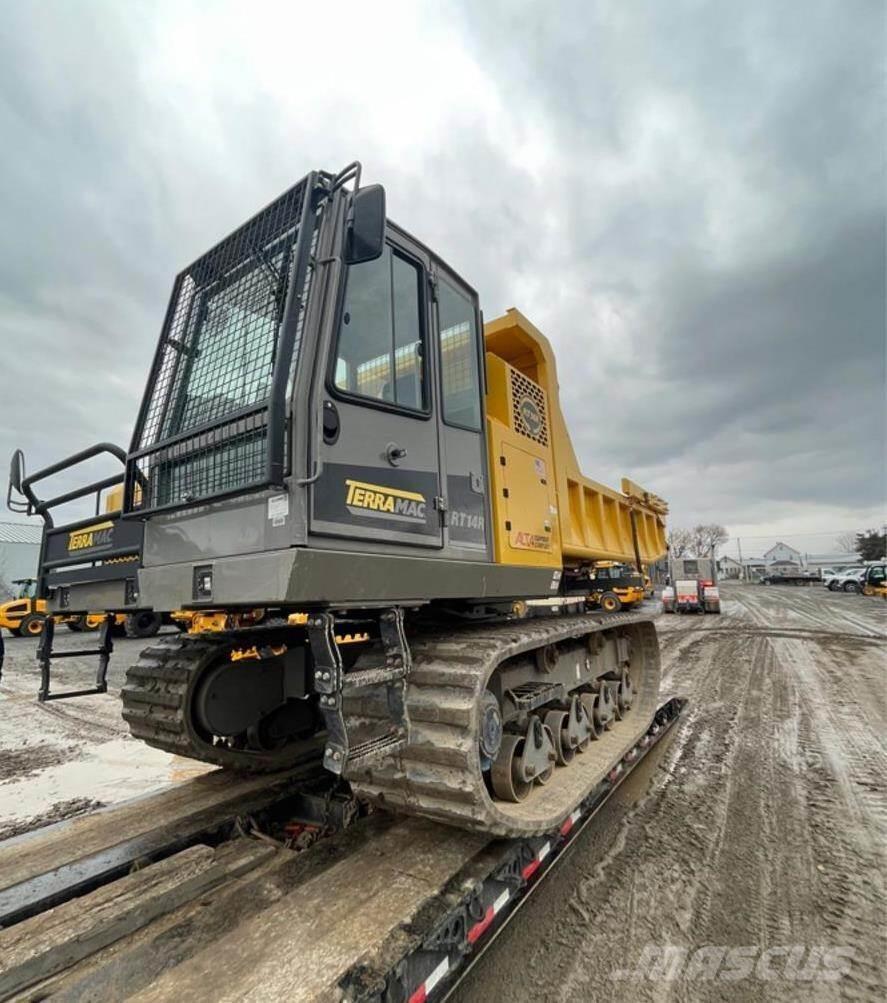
<box><xmin>9</xmin><ymin>162</ymin><xmax>669</xmax><ymax>837</ymax></box>
<box><xmin>662</xmin><ymin>557</ymin><xmax>721</xmax><ymax>614</ymax></box>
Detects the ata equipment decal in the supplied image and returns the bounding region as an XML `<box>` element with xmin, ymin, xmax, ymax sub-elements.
<box><xmin>518</xmin><ymin>395</ymin><xmax>544</xmax><ymax>438</ymax></box>
<box><xmin>345</xmin><ymin>479</ymin><xmax>427</xmax><ymax>524</ymax></box>
<box><xmin>511</xmin><ymin>530</ymin><xmax>551</xmax><ymax>551</ymax></box>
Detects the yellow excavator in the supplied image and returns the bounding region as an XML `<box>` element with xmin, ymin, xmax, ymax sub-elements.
<box><xmin>10</xmin><ymin>164</ymin><xmax>669</xmax><ymax>836</ymax></box>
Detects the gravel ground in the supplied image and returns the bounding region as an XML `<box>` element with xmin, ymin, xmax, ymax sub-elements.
<box><xmin>452</xmin><ymin>584</ymin><xmax>886</xmax><ymax>1003</ymax></box>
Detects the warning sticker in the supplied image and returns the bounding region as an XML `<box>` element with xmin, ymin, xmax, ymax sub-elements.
<box><xmin>268</xmin><ymin>494</ymin><xmax>289</xmax><ymax>527</ymax></box>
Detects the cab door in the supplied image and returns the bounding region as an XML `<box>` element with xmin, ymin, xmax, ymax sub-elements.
<box><xmin>434</xmin><ymin>268</ymin><xmax>490</xmax><ymax>559</ymax></box>
<box><xmin>310</xmin><ymin>237</ymin><xmax>443</xmax><ymax>548</ymax></box>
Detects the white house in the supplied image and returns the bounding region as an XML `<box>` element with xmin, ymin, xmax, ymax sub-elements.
<box><xmin>718</xmin><ymin>556</ymin><xmax>743</xmax><ymax>579</ymax></box>
<box><xmin>764</xmin><ymin>542</ymin><xmax>802</xmax><ymax>565</ymax></box>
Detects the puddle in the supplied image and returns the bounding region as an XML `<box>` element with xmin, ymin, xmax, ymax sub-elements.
<box><xmin>0</xmin><ymin>738</ymin><xmax>213</xmax><ymax>831</ymax></box>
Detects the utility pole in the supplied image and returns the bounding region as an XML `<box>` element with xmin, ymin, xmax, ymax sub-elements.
<box><xmin>737</xmin><ymin>537</ymin><xmax>744</xmax><ymax>582</ymax></box>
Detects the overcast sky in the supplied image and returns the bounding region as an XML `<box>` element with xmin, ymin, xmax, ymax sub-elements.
<box><xmin>0</xmin><ymin>0</ymin><xmax>883</xmax><ymax>558</ymax></box>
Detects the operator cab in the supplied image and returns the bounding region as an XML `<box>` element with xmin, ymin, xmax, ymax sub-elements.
<box><xmin>117</xmin><ymin>167</ymin><xmax>491</xmax><ymax>580</ymax></box>
<box><xmin>13</xmin><ymin>579</ymin><xmax>37</xmax><ymax>600</ymax></box>
<box><xmin>312</xmin><ymin>215</ymin><xmax>488</xmax><ymax>558</ymax></box>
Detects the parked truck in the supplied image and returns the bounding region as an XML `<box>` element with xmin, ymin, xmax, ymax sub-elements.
<box><xmin>662</xmin><ymin>557</ymin><xmax>721</xmax><ymax>614</ymax></box>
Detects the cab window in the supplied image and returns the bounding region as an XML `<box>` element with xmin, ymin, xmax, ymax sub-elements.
<box><xmin>438</xmin><ymin>280</ymin><xmax>481</xmax><ymax>430</ymax></box>
<box><xmin>333</xmin><ymin>246</ymin><xmax>426</xmax><ymax>411</ymax></box>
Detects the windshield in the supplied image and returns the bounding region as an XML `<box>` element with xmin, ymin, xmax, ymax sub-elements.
<box><xmin>162</xmin><ymin>250</ymin><xmax>288</xmax><ymax>438</ymax></box>
<box><xmin>131</xmin><ymin>175</ymin><xmax>314</xmax><ymax>512</ymax></box>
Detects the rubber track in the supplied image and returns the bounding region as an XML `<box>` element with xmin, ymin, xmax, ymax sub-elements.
<box><xmin>346</xmin><ymin>609</ymin><xmax>662</xmax><ymax>837</ymax></box>
<box><xmin>121</xmin><ymin>634</ymin><xmax>323</xmax><ymax>771</ymax></box>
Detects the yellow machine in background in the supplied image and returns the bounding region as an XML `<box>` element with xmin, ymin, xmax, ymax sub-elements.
<box><xmin>586</xmin><ymin>561</ymin><xmax>646</xmax><ymax>612</ymax></box>
<box><xmin>0</xmin><ymin>579</ymin><xmax>130</xmax><ymax>637</ymax></box>
<box><xmin>861</xmin><ymin>563</ymin><xmax>887</xmax><ymax>598</ymax></box>
<box><xmin>0</xmin><ymin>579</ymin><xmax>47</xmax><ymax>636</ymax></box>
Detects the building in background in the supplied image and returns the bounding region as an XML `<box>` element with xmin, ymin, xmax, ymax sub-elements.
<box><xmin>718</xmin><ymin>545</ymin><xmax>864</xmax><ymax>581</ymax></box>
<box><xmin>0</xmin><ymin>521</ymin><xmax>41</xmax><ymax>596</ymax></box>
<box><xmin>741</xmin><ymin>558</ymin><xmax>767</xmax><ymax>578</ymax></box>
<box><xmin>718</xmin><ymin>556</ymin><xmax>743</xmax><ymax>579</ymax></box>
<box><xmin>763</xmin><ymin>542</ymin><xmax>803</xmax><ymax>565</ymax></box>
<box><xmin>804</xmin><ymin>553</ymin><xmax>863</xmax><ymax>574</ymax></box>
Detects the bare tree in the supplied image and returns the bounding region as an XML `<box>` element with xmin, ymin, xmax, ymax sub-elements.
<box><xmin>689</xmin><ymin>524</ymin><xmax>729</xmax><ymax>557</ymax></box>
<box><xmin>835</xmin><ymin>531</ymin><xmax>858</xmax><ymax>553</ymax></box>
<box><xmin>668</xmin><ymin>528</ymin><xmax>693</xmax><ymax>557</ymax></box>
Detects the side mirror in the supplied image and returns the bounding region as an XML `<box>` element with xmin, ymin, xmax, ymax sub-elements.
<box><xmin>9</xmin><ymin>449</ymin><xmax>24</xmax><ymax>495</ymax></box>
<box><xmin>7</xmin><ymin>449</ymin><xmax>29</xmax><ymax>513</ymax></box>
<box><xmin>345</xmin><ymin>185</ymin><xmax>386</xmax><ymax>264</ymax></box>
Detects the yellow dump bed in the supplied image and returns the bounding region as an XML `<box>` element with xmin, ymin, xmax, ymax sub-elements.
<box><xmin>484</xmin><ymin>309</ymin><xmax>667</xmax><ymax>569</ymax></box>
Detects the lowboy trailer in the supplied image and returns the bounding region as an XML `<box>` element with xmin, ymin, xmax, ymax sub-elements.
<box><xmin>0</xmin><ymin>699</ymin><xmax>685</xmax><ymax>1002</ymax></box>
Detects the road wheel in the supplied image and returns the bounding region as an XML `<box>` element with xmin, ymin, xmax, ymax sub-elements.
<box><xmin>124</xmin><ymin>612</ymin><xmax>163</xmax><ymax>638</ymax></box>
<box><xmin>827</xmin><ymin>582</ymin><xmax>838</xmax><ymax>591</ymax></box>
<box><xmin>20</xmin><ymin>613</ymin><xmax>46</xmax><ymax>637</ymax></box>
<box><xmin>843</xmin><ymin>581</ymin><xmax>860</xmax><ymax>594</ymax></box>
<box><xmin>600</xmin><ymin>592</ymin><xmax>622</xmax><ymax>613</ymax></box>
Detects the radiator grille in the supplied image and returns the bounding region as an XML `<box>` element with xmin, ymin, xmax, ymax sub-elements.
<box><xmin>510</xmin><ymin>368</ymin><xmax>549</xmax><ymax>446</ymax></box>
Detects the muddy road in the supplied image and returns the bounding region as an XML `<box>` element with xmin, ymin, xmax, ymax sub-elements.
<box><xmin>452</xmin><ymin>585</ymin><xmax>886</xmax><ymax>1002</ymax></box>
<box><xmin>0</xmin><ymin>629</ymin><xmax>211</xmax><ymax>840</ymax></box>
<box><xmin>1</xmin><ymin>587</ymin><xmax>884</xmax><ymax>1000</ymax></box>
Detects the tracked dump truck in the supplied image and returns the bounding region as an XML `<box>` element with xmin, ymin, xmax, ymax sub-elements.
<box><xmin>8</xmin><ymin>163</ymin><xmax>668</xmax><ymax>837</ymax></box>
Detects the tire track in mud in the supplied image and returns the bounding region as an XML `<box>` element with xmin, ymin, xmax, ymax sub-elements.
<box><xmin>778</xmin><ymin>637</ymin><xmax>887</xmax><ymax>999</ymax></box>
<box><xmin>450</xmin><ymin>587</ymin><xmax>886</xmax><ymax>1003</ymax></box>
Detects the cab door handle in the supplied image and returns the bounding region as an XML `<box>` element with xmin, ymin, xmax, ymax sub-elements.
<box><xmin>385</xmin><ymin>442</ymin><xmax>408</xmax><ymax>466</ymax></box>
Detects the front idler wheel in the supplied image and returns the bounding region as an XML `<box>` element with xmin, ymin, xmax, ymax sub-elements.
<box><xmin>478</xmin><ymin>690</ymin><xmax>503</xmax><ymax>771</ymax></box>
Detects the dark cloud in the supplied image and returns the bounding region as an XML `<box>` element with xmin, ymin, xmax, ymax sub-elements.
<box><xmin>0</xmin><ymin>0</ymin><xmax>883</xmax><ymax>545</ymax></box>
